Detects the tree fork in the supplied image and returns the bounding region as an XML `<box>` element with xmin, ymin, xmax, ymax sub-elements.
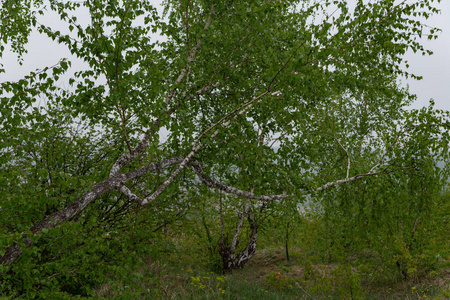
<box><xmin>0</xmin><ymin>157</ymin><xmax>185</xmax><ymax>265</ymax></box>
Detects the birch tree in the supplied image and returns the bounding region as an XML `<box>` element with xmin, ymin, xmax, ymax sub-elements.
<box><xmin>1</xmin><ymin>0</ymin><xmax>449</xmax><ymax>275</ymax></box>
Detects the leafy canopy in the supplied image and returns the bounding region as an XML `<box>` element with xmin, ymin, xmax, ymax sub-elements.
<box><xmin>0</xmin><ymin>0</ymin><xmax>449</xmax><ymax>296</ymax></box>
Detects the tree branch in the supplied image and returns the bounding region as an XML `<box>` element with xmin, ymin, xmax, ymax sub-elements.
<box><xmin>0</xmin><ymin>157</ymin><xmax>184</xmax><ymax>265</ymax></box>
<box><xmin>335</xmin><ymin>138</ymin><xmax>350</xmax><ymax>179</ymax></box>
<box><xmin>109</xmin><ymin>5</ymin><xmax>217</xmax><ymax>177</ymax></box>
<box><xmin>190</xmin><ymin>160</ymin><xmax>389</xmax><ymax>201</ymax></box>
<box><xmin>164</xmin><ymin>4</ymin><xmax>216</xmax><ymax>106</ymax></box>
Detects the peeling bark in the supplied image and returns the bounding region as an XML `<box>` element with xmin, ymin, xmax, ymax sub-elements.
<box><xmin>1</xmin><ymin>147</ymin><xmax>396</xmax><ymax>266</ymax></box>
<box><xmin>0</xmin><ymin>157</ymin><xmax>183</xmax><ymax>266</ymax></box>
<box><xmin>219</xmin><ymin>202</ymin><xmax>259</xmax><ymax>272</ymax></box>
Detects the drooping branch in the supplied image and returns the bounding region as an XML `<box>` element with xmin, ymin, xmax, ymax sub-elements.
<box><xmin>112</xmin><ymin>41</ymin><xmax>291</xmax><ymax>206</ymax></box>
<box><xmin>0</xmin><ymin>157</ymin><xmax>184</xmax><ymax>266</ymax></box>
<box><xmin>190</xmin><ymin>123</ymin><xmax>438</xmax><ymax>202</ymax></box>
<box><xmin>191</xmin><ymin>161</ymin><xmax>290</xmax><ymax>201</ymax></box>
<box><xmin>367</xmin><ymin>123</ymin><xmax>442</xmax><ymax>175</ymax></box>
<box><xmin>190</xmin><ymin>160</ymin><xmax>390</xmax><ymax>201</ymax></box>
<box><xmin>0</xmin><ymin>87</ymin><xmax>281</xmax><ymax>268</ymax></box>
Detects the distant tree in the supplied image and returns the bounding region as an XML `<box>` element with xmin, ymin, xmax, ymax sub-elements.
<box><xmin>1</xmin><ymin>0</ymin><xmax>449</xmax><ymax>278</ymax></box>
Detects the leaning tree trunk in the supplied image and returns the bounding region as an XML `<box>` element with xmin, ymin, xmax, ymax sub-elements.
<box><xmin>219</xmin><ymin>202</ymin><xmax>259</xmax><ymax>272</ymax></box>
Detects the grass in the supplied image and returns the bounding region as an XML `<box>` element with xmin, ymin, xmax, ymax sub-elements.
<box><xmin>94</xmin><ymin>247</ymin><xmax>450</xmax><ymax>299</ymax></box>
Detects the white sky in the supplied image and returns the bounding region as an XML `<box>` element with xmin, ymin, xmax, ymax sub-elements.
<box><xmin>1</xmin><ymin>0</ymin><xmax>449</xmax><ymax>111</ymax></box>
<box><xmin>403</xmin><ymin>0</ymin><xmax>450</xmax><ymax>110</ymax></box>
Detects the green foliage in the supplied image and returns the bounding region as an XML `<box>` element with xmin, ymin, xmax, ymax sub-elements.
<box><xmin>0</xmin><ymin>0</ymin><xmax>45</xmax><ymax>63</ymax></box>
<box><xmin>436</xmin><ymin>289</ymin><xmax>450</xmax><ymax>300</ymax></box>
<box><xmin>1</xmin><ymin>0</ymin><xmax>450</xmax><ymax>297</ymax></box>
<box><xmin>315</xmin><ymin>160</ymin><xmax>450</xmax><ymax>279</ymax></box>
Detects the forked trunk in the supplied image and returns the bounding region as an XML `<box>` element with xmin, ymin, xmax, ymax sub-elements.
<box><xmin>219</xmin><ymin>209</ymin><xmax>258</xmax><ymax>272</ymax></box>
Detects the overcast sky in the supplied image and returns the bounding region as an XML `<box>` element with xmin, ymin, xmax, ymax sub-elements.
<box><xmin>403</xmin><ymin>0</ymin><xmax>450</xmax><ymax>110</ymax></box>
<box><xmin>1</xmin><ymin>0</ymin><xmax>449</xmax><ymax>111</ymax></box>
